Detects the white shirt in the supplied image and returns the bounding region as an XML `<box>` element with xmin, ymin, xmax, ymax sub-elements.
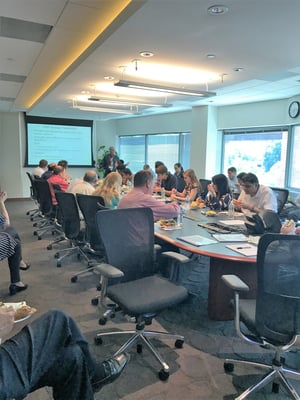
<box><xmin>238</xmin><ymin>185</ymin><xmax>277</xmax><ymax>214</ymax></box>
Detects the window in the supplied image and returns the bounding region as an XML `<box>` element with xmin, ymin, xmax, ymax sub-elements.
<box><xmin>290</xmin><ymin>126</ymin><xmax>300</xmax><ymax>189</ymax></box>
<box><xmin>223</xmin><ymin>128</ymin><xmax>288</xmax><ymax>187</ymax></box>
<box><xmin>119</xmin><ymin>132</ymin><xmax>190</xmax><ymax>173</ymax></box>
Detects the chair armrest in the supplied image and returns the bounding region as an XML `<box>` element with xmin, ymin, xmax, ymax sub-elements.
<box><xmin>221</xmin><ymin>274</ymin><xmax>249</xmax><ymax>292</ymax></box>
<box><xmin>161</xmin><ymin>251</ymin><xmax>190</xmax><ymax>264</ymax></box>
<box><xmin>95</xmin><ymin>263</ymin><xmax>124</xmax><ymax>279</ymax></box>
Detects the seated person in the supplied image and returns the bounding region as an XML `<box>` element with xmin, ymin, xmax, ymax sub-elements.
<box><xmin>41</xmin><ymin>162</ymin><xmax>56</xmax><ymax>180</ymax></box>
<box><xmin>174</xmin><ymin>162</ymin><xmax>185</xmax><ymax>192</ymax></box>
<box><xmin>171</xmin><ymin>168</ymin><xmax>201</xmax><ymax>202</ymax></box>
<box><xmin>32</xmin><ymin>159</ymin><xmax>48</xmax><ymax>178</ymax></box>
<box><xmin>205</xmin><ymin>173</ymin><xmax>232</xmax><ymax>211</ymax></box>
<box><xmin>0</xmin><ymin>191</ymin><xmax>29</xmax><ymax>295</ymax></box>
<box><xmin>143</xmin><ymin>164</ymin><xmax>156</xmax><ymax>179</ymax></box>
<box><xmin>67</xmin><ymin>170</ymin><xmax>98</xmax><ymax>195</ymax></box>
<box><xmin>154</xmin><ymin>164</ymin><xmax>177</xmax><ymax>196</ymax></box>
<box><xmin>58</xmin><ymin>159</ymin><xmax>71</xmax><ymax>181</ymax></box>
<box><xmin>48</xmin><ymin>165</ymin><xmax>70</xmax><ymax>205</ymax></box>
<box><xmin>93</xmin><ymin>171</ymin><xmax>122</xmax><ymax>208</ymax></box>
<box><xmin>232</xmin><ymin>172</ymin><xmax>277</xmax><ymax>215</ymax></box>
<box><xmin>120</xmin><ymin>167</ymin><xmax>133</xmax><ymax>188</ymax></box>
<box><xmin>0</xmin><ymin>308</ymin><xmax>129</xmax><ymax>399</ymax></box>
<box><xmin>118</xmin><ymin>170</ymin><xmax>180</xmax><ymax>222</ymax></box>
<box><xmin>227</xmin><ymin>166</ymin><xmax>238</xmax><ymax>194</ymax></box>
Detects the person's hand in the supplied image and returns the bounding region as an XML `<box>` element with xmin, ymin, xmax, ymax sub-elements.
<box><xmin>295</xmin><ymin>227</ymin><xmax>300</xmax><ymax>235</ymax></box>
<box><xmin>153</xmin><ymin>186</ymin><xmax>161</xmax><ymax>193</ymax></box>
<box><xmin>0</xmin><ymin>306</ymin><xmax>15</xmax><ymax>340</ymax></box>
<box><xmin>0</xmin><ymin>191</ymin><xmax>8</xmax><ymax>203</ymax></box>
<box><xmin>281</xmin><ymin>219</ymin><xmax>296</xmax><ymax>235</ymax></box>
<box><xmin>232</xmin><ymin>199</ymin><xmax>243</xmax><ymax>209</ymax></box>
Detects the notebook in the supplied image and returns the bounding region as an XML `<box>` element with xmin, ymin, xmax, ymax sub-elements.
<box><xmin>212</xmin><ymin>233</ymin><xmax>248</xmax><ymax>242</ymax></box>
<box><xmin>177</xmin><ymin>235</ymin><xmax>217</xmax><ymax>247</ymax></box>
<box><xmin>226</xmin><ymin>243</ymin><xmax>257</xmax><ymax>256</ymax></box>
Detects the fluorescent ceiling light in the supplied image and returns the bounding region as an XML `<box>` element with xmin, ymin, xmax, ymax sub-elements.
<box><xmin>114</xmin><ymin>80</ymin><xmax>216</xmax><ymax>97</ymax></box>
<box><xmin>87</xmin><ymin>97</ymin><xmax>170</xmax><ymax>107</ymax></box>
<box><xmin>74</xmin><ymin>105</ymin><xmax>135</xmax><ymax>114</ymax></box>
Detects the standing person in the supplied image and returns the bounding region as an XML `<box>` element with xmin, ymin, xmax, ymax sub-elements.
<box><xmin>0</xmin><ymin>308</ymin><xmax>129</xmax><ymax>399</ymax></box>
<box><xmin>171</xmin><ymin>169</ymin><xmax>201</xmax><ymax>202</ymax></box>
<box><xmin>100</xmin><ymin>146</ymin><xmax>119</xmax><ymax>177</ymax></box>
<box><xmin>227</xmin><ymin>167</ymin><xmax>238</xmax><ymax>194</ymax></box>
<box><xmin>93</xmin><ymin>171</ymin><xmax>122</xmax><ymax>209</ymax></box>
<box><xmin>32</xmin><ymin>159</ymin><xmax>48</xmax><ymax>177</ymax></box>
<box><xmin>205</xmin><ymin>173</ymin><xmax>232</xmax><ymax>211</ymax></box>
<box><xmin>0</xmin><ymin>191</ymin><xmax>29</xmax><ymax>295</ymax></box>
<box><xmin>154</xmin><ymin>165</ymin><xmax>177</xmax><ymax>196</ymax></box>
<box><xmin>118</xmin><ymin>170</ymin><xmax>180</xmax><ymax>222</ymax></box>
<box><xmin>232</xmin><ymin>172</ymin><xmax>277</xmax><ymax>215</ymax></box>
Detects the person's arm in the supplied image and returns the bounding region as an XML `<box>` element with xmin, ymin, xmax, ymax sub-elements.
<box><xmin>0</xmin><ymin>306</ymin><xmax>15</xmax><ymax>343</ymax></box>
<box><xmin>0</xmin><ymin>191</ymin><xmax>10</xmax><ymax>226</ymax></box>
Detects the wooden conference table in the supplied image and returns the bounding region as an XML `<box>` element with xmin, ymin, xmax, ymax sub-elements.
<box><xmin>154</xmin><ymin>208</ymin><xmax>257</xmax><ymax>321</ymax></box>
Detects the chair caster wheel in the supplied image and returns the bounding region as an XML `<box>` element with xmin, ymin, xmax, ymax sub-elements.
<box><xmin>99</xmin><ymin>317</ymin><xmax>107</xmax><ymax>325</ymax></box>
<box><xmin>33</xmin><ymin>222</ymin><xmax>37</xmax><ymax>227</ymax></box>
<box><xmin>77</xmin><ymin>253</ymin><xmax>81</xmax><ymax>260</ymax></box>
<box><xmin>137</xmin><ymin>344</ymin><xmax>143</xmax><ymax>353</ymax></box>
<box><xmin>54</xmin><ymin>253</ymin><xmax>59</xmax><ymax>258</ymax></box>
<box><xmin>38</xmin><ymin>236</ymin><xmax>42</xmax><ymax>240</ymax></box>
<box><xmin>71</xmin><ymin>276</ymin><xmax>78</xmax><ymax>283</ymax></box>
<box><xmin>96</xmin><ymin>284</ymin><xmax>102</xmax><ymax>291</ymax></box>
<box><xmin>272</xmin><ymin>382</ymin><xmax>280</xmax><ymax>393</ymax></box>
<box><xmin>33</xmin><ymin>231</ymin><xmax>37</xmax><ymax>236</ymax></box>
<box><xmin>94</xmin><ymin>337</ymin><xmax>103</xmax><ymax>345</ymax></box>
<box><xmin>175</xmin><ymin>339</ymin><xmax>184</xmax><ymax>348</ymax></box>
<box><xmin>57</xmin><ymin>262</ymin><xmax>61</xmax><ymax>267</ymax></box>
<box><xmin>224</xmin><ymin>362</ymin><xmax>234</xmax><ymax>373</ymax></box>
<box><xmin>158</xmin><ymin>369</ymin><xmax>169</xmax><ymax>381</ymax></box>
<box><xmin>91</xmin><ymin>298</ymin><xmax>99</xmax><ymax>306</ymax></box>
<box><xmin>47</xmin><ymin>245</ymin><xmax>52</xmax><ymax>250</ymax></box>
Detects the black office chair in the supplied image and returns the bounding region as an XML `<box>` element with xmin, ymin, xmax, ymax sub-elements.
<box><xmin>271</xmin><ymin>187</ymin><xmax>289</xmax><ymax>214</ymax></box>
<box><xmin>222</xmin><ymin>233</ymin><xmax>300</xmax><ymax>399</ymax></box>
<box><xmin>199</xmin><ymin>178</ymin><xmax>211</xmax><ymax>198</ymax></box>
<box><xmin>54</xmin><ymin>191</ymin><xmax>92</xmax><ymax>268</ymax></box>
<box><xmin>25</xmin><ymin>172</ymin><xmax>42</xmax><ymax>221</ymax></box>
<box><xmin>33</xmin><ymin>178</ymin><xmax>64</xmax><ymax>241</ymax></box>
<box><xmin>93</xmin><ymin>207</ymin><xmax>189</xmax><ymax>380</ymax></box>
<box><xmin>68</xmin><ymin>194</ymin><xmax>107</xmax><ymax>282</ymax></box>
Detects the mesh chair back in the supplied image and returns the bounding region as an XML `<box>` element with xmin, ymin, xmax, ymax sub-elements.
<box><xmin>34</xmin><ymin>178</ymin><xmax>54</xmax><ymax>216</ymax></box>
<box><xmin>96</xmin><ymin>207</ymin><xmax>156</xmax><ymax>282</ymax></box>
<box><xmin>270</xmin><ymin>187</ymin><xmax>289</xmax><ymax>214</ymax></box>
<box><xmin>76</xmin><ymin>194</ymin><xmax>105</xmax><ymax>249</ymax></box>
<box><xmin>26</xmin><ymin>172</ymin><xmax>38</xmax><ymax>201</ymax></box>
<box><xmin>199</xmin><ymin>178</ymin><xmax>211</xmax><ymax>198</ymax></box>
<box><xmin>255</xmin><ymin>233</ymin><xmax>300</xmax><ymax>344</ymax></box>
<box><xmin>55</xmin><ymin>192</ymin><xmax>81</xmax><ymax>240</ymax></box>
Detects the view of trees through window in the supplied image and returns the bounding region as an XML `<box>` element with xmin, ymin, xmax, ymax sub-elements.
<box><xmin>223</xmin><ymin>130</ymin><xmax>288</xmax><ymax>187</ymax></box>
<box><xmin>119</xmin><ymin>132</ymin><xmax>190</xmax><ymax>173</ymax></box>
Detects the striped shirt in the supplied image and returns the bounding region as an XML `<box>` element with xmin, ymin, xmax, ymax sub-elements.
<box><xmin>0</xmin><ymin>214</ymin><xmax>17</xmax><ymax>261</ymax></box>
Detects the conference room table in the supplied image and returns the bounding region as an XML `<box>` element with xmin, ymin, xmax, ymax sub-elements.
<box><xmin>154</xmin><ymin>208</ymin><xmax>258</xmax><ymax>321</ymax></box>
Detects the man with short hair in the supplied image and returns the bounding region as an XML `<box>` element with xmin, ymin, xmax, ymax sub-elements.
<box><xmin>32</xmin><ymin>159</ymin><xmax>48</xmax><ymax>177</ymax></box>
<box><xmin>118</xmin><ymin>170</ymin><xmax>180</xmax><ymax>221</ymax></box>
<box><xmin>232</xmin><ymin>172</ymin><xmax>277</xmax><ymax>215</ymax></box>
<box><xmin>100</xmin><ymin>146</ymin><xmax>119</xmax><ymax>177</ymax></box>
<box><xmin>67</xmin><ymin>170</ymin><xmax>98</xmax><ymax>195</ymax></box>
<box><xmin>41</xmin><ymin>162</ymin><xmax>56</xmax><ymax>180</ymax></box>
<box><xmin>155</xmin><ymin>164</ymin><xmax>177</xmax><ymax>196</ymax></box>
<box><xmin>227</xmin><ymin>166</ymin><xmax>238</xmax><ymax>193</ymax></box>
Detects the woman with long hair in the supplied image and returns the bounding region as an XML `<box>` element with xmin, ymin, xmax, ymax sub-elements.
<box><xmin>171</xmin><ymin>168</ymin><xmax>201</xmax><ymax>202</ymax></box>
<box><xmin>92</xmin><ymin>172</ymin><xmax>122</xmax><ymax>208</ymax></box>
<box><xmin>205</xmin><ymin>173</ymin><xmax>232</xmax><ymax>210</ymax></box>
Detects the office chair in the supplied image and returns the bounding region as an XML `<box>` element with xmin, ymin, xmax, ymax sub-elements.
<box><xmin>33</xmin><ymin>178</ymin><xmax>64</xmax><ymax>241</ymax></box>
<box><xmin>271</xmin><ymin>187</ymin><xmax>289</xmax><ymax>214</ymax></box>
<box><xmin>25</xmin><ymin>172</ymin><xmax>42</xmax><ymax>221</ymax></box>
<box><xmin>222</xmin><ymin>233</ymin><xmax>300</xmax><ymax>399</ymax></box>
<box><xmin>68</xmin><ymin>194</ymin><xmax>107</xmax><ymax>282</ymax></box>
<box><xmin>54</xmin><ymin>191</ymin><xmax>92</xmax><ymax>268</ymax></box>
<box><xmin>93</xmin><ymin>207</ymin><xmax>189</xmax><ymax>380</ymax></box>
<box><xmin>199</xmin><ymin>178</ymin><xmax>211</xmax><ymax>198</ymax></box>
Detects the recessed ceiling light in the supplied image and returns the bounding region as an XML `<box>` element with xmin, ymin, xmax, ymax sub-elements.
<box><xmin>140</xmin><ymin>51</ymin><xmax>154</xmax><ymax>58</ymax></box>
<box><xmin>206</xmin><ymin>54</ymin><xmax>216</xmax><ymax>59</ymax></box>
<box><xmin>233</xmin><ymin>67</ymin><xmax>244</xmax><ymax>72</ymax></box>
<box><xmin>207</xmin><ymin>5</ymin><xmax>229</xmax><ymax>15</ymax></box>
<box><xmin>104</xmin><ymin>76</ymin><xmax>114</xmax><ymax>80</ymax></box>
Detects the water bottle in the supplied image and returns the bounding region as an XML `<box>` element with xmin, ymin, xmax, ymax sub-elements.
<box><xmin>184</xmin><ymin>192</ymin><xmax>190</xmax><ymax>213</ymax></box>
<box><xmin>177</xmin><ymin>206</ymin><xmax>184</xmax><ymax>226</ymax></box>
<box><xmin>228</xmin><ymin>200</ymin><xmax>235</xmax><ymax>219</ymax></box>
<box><xmin>161</xmin><ymin>187</ymin><xmax>166</xmax><ymax>200</ymax></box>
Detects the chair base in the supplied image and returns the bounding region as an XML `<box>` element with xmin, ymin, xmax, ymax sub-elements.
<box><xmin>95</xmin><ymin>321</ymin><xmax>184</xmax><ymax>380</ymax></box>
<box><xmin>55</xmin><ymin>245</ymin><xmax>91</xmax><ymax>267</ymax></box>
<box><xmin>224</xmin><ymin>357</ymin><xmax>300</xmax><ymax>400</ymax></box>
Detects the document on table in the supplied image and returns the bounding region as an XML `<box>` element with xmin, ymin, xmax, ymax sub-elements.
<box><xmin>212</xmin><ymin>233</ymin><xmax>248</xmax><ymax>242</ymax></box>
<box><xmin>218</xmin><ymin>219</ymin><xmax>245</xmax><ymax>226</ymax></box>
<box><xmin>177</xmin><ymin>235</ymin><xmax>217</xmax><ymax>247</ymax></box>
<box><xmin>226</xmin><ymin>243</ymin><xmax>257</xmax><ymax>256</ymax></box>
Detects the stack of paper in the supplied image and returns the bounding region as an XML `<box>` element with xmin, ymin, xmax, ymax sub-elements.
<box><xmin>226</xmin><ymin>243</ymin><xmax>257</xmax><ymax>256</ymax></box>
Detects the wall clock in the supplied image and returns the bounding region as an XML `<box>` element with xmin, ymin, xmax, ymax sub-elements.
<box><xmin>288</xmin><ymin>101</ymin><xmax>300</xmax><ymax>118</ymax></box>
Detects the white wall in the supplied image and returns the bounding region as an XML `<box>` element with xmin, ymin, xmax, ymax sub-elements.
<box><xmin>1</xmin><ymin>96</ymin><xmax>299</xmax><ymax>198</ymax></box>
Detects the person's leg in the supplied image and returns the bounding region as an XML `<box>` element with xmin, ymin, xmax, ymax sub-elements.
<box><xmin>0</xmin><ymin>310</ymin><xmax>129</xmax><ymax>400</ymax></box>
<box><xmin>7</xmin><ymin>241</ymin><xmax>21</xmax><ymax>283</ymax></box>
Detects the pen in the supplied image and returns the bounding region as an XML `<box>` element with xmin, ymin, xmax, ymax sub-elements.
<box><xmin>237</xmin><ymin>246</ymin><xmax>252</xmax><ymax>249</ymax></box>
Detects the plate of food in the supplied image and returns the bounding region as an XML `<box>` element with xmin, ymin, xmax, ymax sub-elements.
<box><xmin>0</xmin><ymin>301</ymin><xmax>37</xmax><ymax>323</ymax></box>
<box><xmin>206</xmin><ymin>210</ymin><xmax>217</xmax><ymax>217</ymax></box>
<box><xmin>158</xmin><ymin>219</ymin><xmax>182</xmax><ymax>230</ymax></box>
